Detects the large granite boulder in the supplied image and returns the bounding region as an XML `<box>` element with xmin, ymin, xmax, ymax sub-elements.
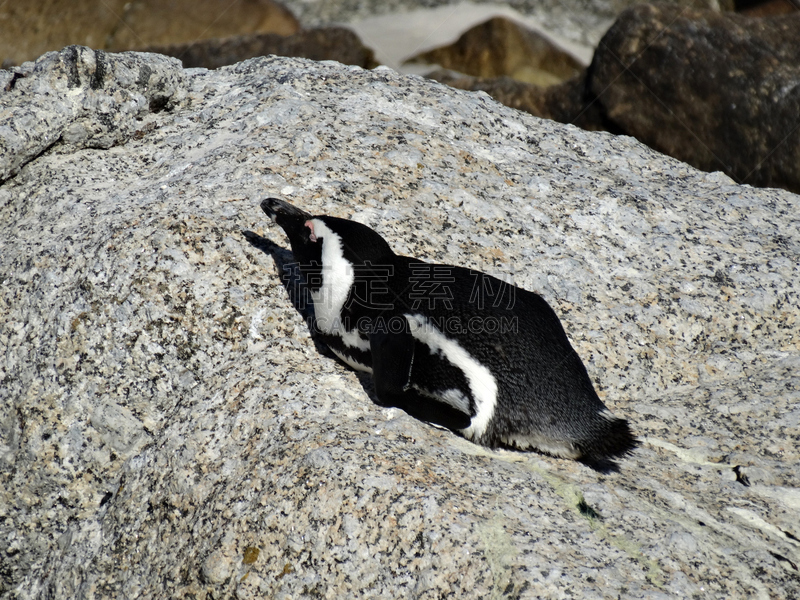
<box><xmin>1</xmin><ymin>47</ymin><xmax>799</xmax><ymax>599</ymax></box>
<box><xmin>427</xmin><ymin>68</ymin><xmax>605</xmax><ymax>132</ymax></box>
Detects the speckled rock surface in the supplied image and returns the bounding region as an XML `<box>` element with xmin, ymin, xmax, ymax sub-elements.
<box><xmin>0</xmin><ymin>46</ymin><xmax>185</xmax><ymax>181</ymax></box>
<box><xmin>1</xmin><ymin>47</ymin><xmax>799</xmax><ymax>599</ymax></box>
<box><xmin>427</xmin><ymin>67</ymin><xmax>604</xmax><ymax>131</ymax></box>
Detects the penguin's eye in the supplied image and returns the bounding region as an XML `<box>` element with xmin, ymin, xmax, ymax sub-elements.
<box><xmin>304</xmin><ymin>220</ymin><xmax>318</xmax><ymax>243</ymax></box>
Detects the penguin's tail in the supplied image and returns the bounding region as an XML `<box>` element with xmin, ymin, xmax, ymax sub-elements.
<box><xmin>576</xmin><ymin>413</ymin><xmax>639</xmax><ymax>463</ymax></box>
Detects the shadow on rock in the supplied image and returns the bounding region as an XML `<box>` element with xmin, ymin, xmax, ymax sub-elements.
<box><xmin>242</xmin><ymin>228</ymin><xmax>378</xmax><ymax>399</ymax></box>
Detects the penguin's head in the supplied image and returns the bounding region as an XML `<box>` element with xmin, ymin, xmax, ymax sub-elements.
<box><xmin>261</xmin><ymin>198</ymin><xmax>395</xmax><ymax>292</ymax></box>
<box><xmin>261</xmin><ymin>197</ymin><xmax>322</xmax><ymax>287</ymax></box>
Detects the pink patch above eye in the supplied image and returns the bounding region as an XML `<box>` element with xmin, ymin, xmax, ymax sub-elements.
<box><xmin>304</xmin><ymin>220</ymin><xmax>317</xmax><ymax>242</ymax></box>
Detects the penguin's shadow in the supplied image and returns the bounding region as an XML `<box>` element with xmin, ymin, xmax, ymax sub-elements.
<box><xmin>242</xmin><ymin>229</ymin><xmax>378</xmax><ymax>395</ymax></box>
<box><xmin>243</xmin><ymin>229</ymin><xmax>622</xmax><ymax>474</ymax></box>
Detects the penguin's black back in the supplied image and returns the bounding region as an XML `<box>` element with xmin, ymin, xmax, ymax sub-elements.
<box><xmin>378</xmin><ymin>257</ymin><xmax>636</xmax><ymax>459</ymax></box>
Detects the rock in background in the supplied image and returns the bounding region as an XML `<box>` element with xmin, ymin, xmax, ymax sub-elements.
<box><xmin>146</xmin><ymin>27</ymin><xmax>378</xmax><ymax>70</ymax></box>
<box><xmin>0</xmin><ymin>0</ymin><xmax>375</xmax><ymax>74</ymax></box>
<box><xmin>1</xmin><ymin>47</ymin><xmax>800</xmax><ymax>599</ymax></box>
<box><xmin>281</xmin><ymin>0</ymin><xmax>734</xmax><ymax>50</ymax></box>
<box><xmin>737</xmin><ymin>0</ymin><xmax>799</xmax><ymax>16</ymax></box>
<box><xmin>0</xmin><ymin>0</ymin><xmax>299</xmax><ymax>67</ymax></box>
<box><xmin>590</xmin><ymin>4</ymin><xmax>800</xmax><ymax>193</ymax></box>
<box><xmin>406</xmin><ymin>16</ymin><xmax>583</xmax><ymax>86</ymax></box>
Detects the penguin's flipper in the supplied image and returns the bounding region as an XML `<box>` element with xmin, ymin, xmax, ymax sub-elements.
<box><xmin>370</xmin><ymin>330</ymin><xmax>472</xmax><ymax>431</ymax></box>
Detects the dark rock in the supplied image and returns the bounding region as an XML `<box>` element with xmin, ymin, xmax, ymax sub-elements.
<box><xmin>589</xmin><ymin>4</ymin><xmax>800</xmax><ymax>192</ymax></box>
<box><xmin>146</xmin><ymin>27</ymin><xmax>378</xmax><ymax>70</ymax></box>
<box><xmin>107</xmin><ymin>0</ymin><xmax>299</xmax><ymax>51</ymax></box>
<box><xmin>736</xmin><ymin>0</ymin><xmax>799</xmax><ymax>17</ymax></box>
<box><xmin>406</xmin><ymin>16</ymin><xmax>583</xmax><ymax>86</ymax></box>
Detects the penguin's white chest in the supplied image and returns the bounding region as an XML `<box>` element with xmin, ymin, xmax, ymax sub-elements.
<box><xmin>308</xmin><ymin>219</ymin><xmax>354</xmax><ymax>335</ymax></box>
<box><xmin>308</xmin><ymin>219</ymin><xmax>371</xmax><ymax>369</ymax></box>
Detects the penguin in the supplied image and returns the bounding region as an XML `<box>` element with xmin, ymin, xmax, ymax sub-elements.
<box><xmin>259</xmin><ymin>197</ymin><xmax>637</xmax><ymax>463</ymax></box>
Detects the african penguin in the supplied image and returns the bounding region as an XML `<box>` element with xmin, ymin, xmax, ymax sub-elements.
<box><xmin>260</xmin><ymin>197</ymin><xmax>638</xmax><ymax>463</ymax></box>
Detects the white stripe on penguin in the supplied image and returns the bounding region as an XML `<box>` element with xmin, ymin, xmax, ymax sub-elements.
<box><xmin>404</xmin><ymin>313</ymin><xmax>498</xmax><ymax>440</ymax></box>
